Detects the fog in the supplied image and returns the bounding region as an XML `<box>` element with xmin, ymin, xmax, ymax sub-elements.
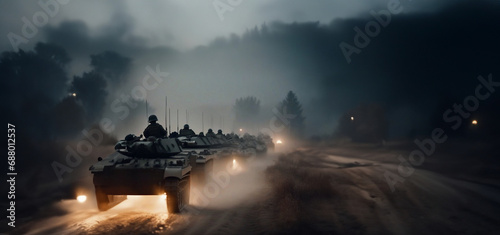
<box><xmin>4</xmin><ymin>1</ymin><xmax>499</xmax><ymax>139</ymax></box>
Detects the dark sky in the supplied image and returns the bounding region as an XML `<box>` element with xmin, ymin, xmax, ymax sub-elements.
<box><xmin>1</xmin><ymin>0</ymin><xmax>499</xmax><ymax>138</ymax></box>
<box><xmin>0</xmin><ymin>0</ymin><xmax>455</xmax><ymax>51</ymax></box>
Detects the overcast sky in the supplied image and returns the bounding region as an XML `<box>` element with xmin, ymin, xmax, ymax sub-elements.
<box><xmin>0</xmin><ymin>0</ymin><xmax>454</xmax><ymax>51</ymax></box>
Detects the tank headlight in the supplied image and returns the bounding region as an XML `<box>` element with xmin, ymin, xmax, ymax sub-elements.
<box><xmin>232</xmin><ymin>159</ymin><xmax>238</xmax><ymax>170</ymax></box>
<box><xmin>77</xmin><ymin>195</ymin><xmax>87</xmax><ymax>203</ymax></box>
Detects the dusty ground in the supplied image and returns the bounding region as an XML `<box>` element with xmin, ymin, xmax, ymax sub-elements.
<box><xmin>5</xmin><ymin>141</ymin><xmax>500</xmax><ymax>235</ymax></box>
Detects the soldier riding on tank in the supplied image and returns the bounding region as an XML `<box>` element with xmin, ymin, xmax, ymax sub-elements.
<box><xmin>206</xmin><ymin>128</ymin><xmax>216</xmax><ymax>137</ymax></box>
<box><xmin>179</xmin><ymin>124</ymin><xmax>196</xmax><ymax>137</ymax></box>
<box><xmin>143</xmin><ymin>115</ymin><xmax>167</xmax><ymax>139</ymax></box>
<box><xmin>169</xmin><ymin>131</ymin><xmax>179</xmax><ymax>138</ymax></box>
<box><xmin>216</xmin><ymin>129</ymin><xmax>225</xmax><ymax>138</ymax></box>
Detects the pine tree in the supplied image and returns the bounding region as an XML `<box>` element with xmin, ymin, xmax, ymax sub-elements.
<box><xmin>278</xmin><ymin>91</ymin><xmax>305</xmax><ymax>138</ymax></box>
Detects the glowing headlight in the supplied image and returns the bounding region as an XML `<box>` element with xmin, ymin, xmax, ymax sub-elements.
<box><xmin>276</xmin><ymin>140</ymin><xmax>283</xmax><ymax>144</ymax></box>
<box><xmin>161</xmin><ymin>193</ymin><xmax>167</xmax><ymax>200</ymax></box>
<box><xmin>77</xmin><ymin>195</ymin><xmax>87</xmax><ymax>203</ymax></box>
<box><xmin>232</xmin><ymin>159</ymin><xmax>238</xmax><ymax>170</ymax></box>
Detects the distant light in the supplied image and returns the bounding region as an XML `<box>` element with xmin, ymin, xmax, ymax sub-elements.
<box><xmin>161</xmin><ymin>193</ymin><xmax>166</xmax><ymax>200</ymax></box>
<box><xmin>239</xmin><ymin>128</ymin><xmax>243</xmax><ymax>132</ymax></box>
<box><xmin>77</xmin><ymin>195</ymin><xmax>87</xmax><ymax>203</ymax></box>
<box><xmin>72</xmin><ymin>93</ymin><xmax>76</xmax><ymax>97</ymax></box>
<box><xmin>276</xmin><ymin>140</ymin><xmax>283</xmax><ymax>144</ymax></box>
<box><xmin>232</xmin><ymin>159</ymin><xmax>238</xmax><ymax>170</ymax></box>
<box><xmin>472</xmin><ymin>120</ymin><xmax>478</xmax><ymax>125</ymax></box>
<box><xmin>350</xmin><ymin>116</ymin><xmax>354</xmax><ymax>121</ymax></box>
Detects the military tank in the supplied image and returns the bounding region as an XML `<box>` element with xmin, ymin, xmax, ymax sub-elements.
<box><xmin>176</xmin><ymin>126</ymin><xmax>269</xmax><ymax>176</ymax></box>
<box><xmin>189</xmin><ymin>149</ymin><xmax>216</xmax><ymax>185</ymax></box>
<box><xmin>176</xmin><ymin>130</ymin><xmax>230</xmax><ymax>185</ymax></box>
<box><xmin>240</xmin><ymin>133</ymin><xmax>268</xmax><ymax>155</ymax></box>
<box><xmin>177</xmin><ymin>135</ymin><xmax>213</xmax><ymax>148</ymax></box>
<box><xmin>89</xmin><ymin>134</ymin><xmax>196</xmax><ymax>213</ymax></box>
<box><xmin>258</xmin><ymin>133</ymin><xmax>275</xmax><ymax>151</ymax></box>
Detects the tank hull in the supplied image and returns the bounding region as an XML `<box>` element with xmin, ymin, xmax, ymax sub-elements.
<box><xmin>94</xmin><ymin>168</ymin><xmax>168</xmax><ymax>195</ymax></box>
<box><xmin>89</xmin><ymin>138</ymin><xmax>194</xmax><ymax>213</ymax></box>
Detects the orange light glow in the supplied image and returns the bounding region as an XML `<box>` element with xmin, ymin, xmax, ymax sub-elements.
<box><xmin>77</xmin><ymin>195</ymin><xmax>87</xmax><ymax>203</ymax></box>
<box><xmin>232</xmin><ymin>159</ymin><xmax>238</xmax><ymax>170</ymax></box>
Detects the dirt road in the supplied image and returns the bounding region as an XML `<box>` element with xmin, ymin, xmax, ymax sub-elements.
<box><xmin>9</xmin><ymin>145</ymin><xmax>500</xmax><ymax>234</ymax></box>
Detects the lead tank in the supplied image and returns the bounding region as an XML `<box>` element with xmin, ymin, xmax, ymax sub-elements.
<box><xmin>89</xmin><ymin>134</ymin><xmax>197</xmax><ymax>213</ymax></box>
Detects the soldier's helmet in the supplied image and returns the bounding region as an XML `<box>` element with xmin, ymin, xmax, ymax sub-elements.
<box><xmin>148</xmin><ymin>115</ymin><xmax>158</xmax><ymax>123</ymax></box>
<box><xmin>184</xmin><ymin>124</ymin><xmax>189</xmax><ymax>130</ymax></box>
<box><xmin>125</xmin><ymin>134</ymin><xmax>135</xmax><ymax>141</ymax></box>
<box><xmin>217</xmin><ymin>129</ymin><xmax>222</xmax><ymax>134</ymax></box>
<box><xmin>169</xmin><ymin>131</ymin><xmax>179</xmax><ymax>138</ymax></box>
<box><xmin>208</xmin><ymin>128</ymin><xmax>213</xmax><ymax>133</ymax></box>
<box><xmin>199</xmin><ymin>132</ymin><xmax>205</xmax><ymax>136</ymax></box>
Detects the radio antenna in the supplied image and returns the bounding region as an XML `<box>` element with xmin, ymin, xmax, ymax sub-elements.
<box><xmin>165</xmin><ymin>96</ymin><xmax>168</xmax><ymax>133</ymax></box>
<box><xmin>146</xmin><ymin>100</ymin><xmax>149</xmax><ymax>122</ymax></box>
